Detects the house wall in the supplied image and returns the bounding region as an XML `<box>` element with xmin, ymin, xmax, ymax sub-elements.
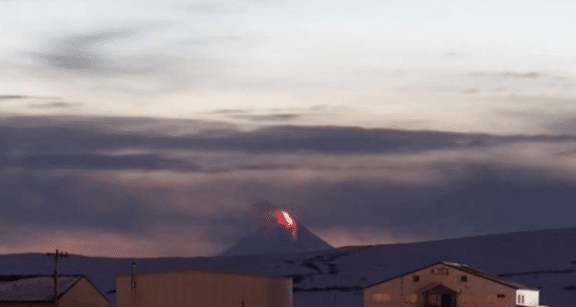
<box><xmin>364</xmin><ymin>263</ymin><xmax>517</xmax><ymax>307</ymax></box>
<box><xmin>515</xmin><ymin>289</ymin><xmax>539</xmax><ymax>306</ymax></box>
<box><xmin>59</xmin><ymin>278</ymin><xmax>108</xmax><ymax>307</ymax></box>
<box><xmin>0</xmin><ymin>303</ymin><xmax>52</xmax><ymax>307</ymax></box>
<box><xmin>116</xmin><ymin>270</ymin><xmax>292</xmax><ymax>307</ymax></box>
<box><xmin>0</xmin><ymin>278</ymin><xmax>107</xmax><ymax>307</ymax></box>
<box><xmin>293</xmin><ymin>290</ymin><xmax>364</xmax><ymax>307</ymax></box>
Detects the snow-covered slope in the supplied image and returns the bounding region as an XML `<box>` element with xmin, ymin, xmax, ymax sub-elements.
<box><xmin>220</xmin><ymin>224</ymin><xmax>334</xmax><ymax>256</ymax></box>
<box><xmin>1</xmin><ymin>227</ymin><xmax>575</xmax><ymax>307</ymax></box>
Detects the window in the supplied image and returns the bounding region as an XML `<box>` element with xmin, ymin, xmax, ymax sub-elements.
<box><xmin>517</xmin><ymin>294</ymin><xmax>526</xmax><ymax>304</ymax></box>
<box><xmin>428</xmin><ymin>294</ymin><xmax>440</xmax><ymax>304</ymax></box>
<box><xmin>461</xmin><ymin>275</ymin><xmax>467</xmax><ymax>282</ymax></box>
<box><xmin>372</xmin><ymin>293</ymin><xmax>392</xmax><ymax>303</ymax></box>
<box><xmin>497</xmin><ymin>294</ymin><xmax>506</xmax><ymax>298</ymax></box>
<box><xmin>413</xmin><ymin>275</ymin><xmax>419</xmax><ymax>282</ymax></box>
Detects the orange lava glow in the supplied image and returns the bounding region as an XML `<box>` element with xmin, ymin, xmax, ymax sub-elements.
<box><xmin>274</xmin><ymin>209</ymin><xmax>297</xmax><ymax>241</ymax></box>
<box><xmin>276</xmin><ymin>210</ymin><xmax>295</xmax><ymax>227</ymax></box>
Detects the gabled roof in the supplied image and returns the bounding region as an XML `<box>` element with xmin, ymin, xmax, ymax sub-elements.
<box><xmin>0</xmin><ymin>275</ymin><xmax>108</xmax><ymax>303</ymax></box>
<box><xmin>364</xmin><ymin>261</ymin><xmax>539</xmax><ymax>291</ymax></box>
<box><xmin>440</xmin><ymin>262</ymin><xmax>539</xmax><ymax>291</ymax></box>
<box><xmin>418</xmin><ymin>282</ymin><xmax>460</xmax><ymax>294</ymax></box>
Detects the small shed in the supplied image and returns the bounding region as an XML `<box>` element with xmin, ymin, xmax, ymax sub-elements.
<box><xmin>0</xmin><ymin>275</ymin><xmax>108</xmax><ymax>307</ymax></box>
<box><xmin>116</xmin><ymin>268</ymin><xmax>293</xmax><ymax>307</ymax></box>
<box><xmin>364</xmin><ymin>261</ymin><xmax>544</xmax><ymax>307</ymax></box>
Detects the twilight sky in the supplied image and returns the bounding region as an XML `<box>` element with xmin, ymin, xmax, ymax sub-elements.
<box><xmin>1</xmin><ymin>0</ymin><xmax>576</xmax><ymax>257</ymax></box>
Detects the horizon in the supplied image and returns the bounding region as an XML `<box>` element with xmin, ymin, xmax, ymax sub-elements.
<box><xmin>1</xmin><ymin>225</ymin><xmax>573</xmax><ymax>259</ymax></box>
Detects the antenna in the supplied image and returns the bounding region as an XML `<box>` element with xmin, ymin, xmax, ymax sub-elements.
<box><xmin>46</xmin><ymin>249</ymin><xmax>68</xmax><ymax>307</ymax></box>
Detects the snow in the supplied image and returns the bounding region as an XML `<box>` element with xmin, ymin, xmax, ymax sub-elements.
<box><xmin>1</xmin><ymin>226</ymin><xmax>576</xmax><ymax>307</ymax></box>
<box><xmin>219</xmin><ymin>224</ymin><xmax>334</xmax><ymax>256</ymax></box>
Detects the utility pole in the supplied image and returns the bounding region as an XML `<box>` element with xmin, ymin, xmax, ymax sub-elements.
<box><xmin>46</xmin><ymin>249</ymin><xmax>68</xmax><ymax>307</ymax></box>
<box><xmin>131</xmin><ymin>262</ymin><xmax>137</xmax><ymax>307</ymax></box>
<box><xmin>131</xmin><ymin>262</ymin><xmax>137</xmax><ymax>290</ymax></box>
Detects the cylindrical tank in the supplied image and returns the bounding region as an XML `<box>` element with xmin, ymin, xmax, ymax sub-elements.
<box><xmin>116</xmin><ymin>269</ymin><xmax>293</xmax><ymax>307</ymax></box>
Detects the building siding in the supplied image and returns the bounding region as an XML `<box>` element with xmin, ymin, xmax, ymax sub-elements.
<box><xmin>364</xmin><ymin>263</ymin><xmax>520</xmax><ymax>307</ymax></box>
<box><xmin>59</xmin><ymin>278</ymin><xmax>108</xmax><ymax>307</ymax></box>
<box><xmin>116</xmin><ymin>269</ymin><xmax>292</xmax><ymax>307</ymax></box>
<box><xmin>0</xmin><ymin>304</ymin><xmax>53</xmax><ymax>307</ymax></box>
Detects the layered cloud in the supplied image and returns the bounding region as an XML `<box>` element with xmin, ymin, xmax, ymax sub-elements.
<box><xmin>1</xmin><ymin>115</ymin><xmax>576</xmax><ymax>257</ymax></box>
<box><xmin>31</xmin><ymin>29</ymin><xmax>160</xmax><ymax>75</ymax></box>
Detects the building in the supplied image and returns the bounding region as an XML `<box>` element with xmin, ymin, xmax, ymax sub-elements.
<box><xmin>0</xmin><ymin>275</ymin><xmax>108</xmax><ymax>307</ymax></box>
<box><xmin>116</xmin><ymin>268</ymin><xmax>293</xmax><ymax>307</ymax></box>
<box><xmin>364</xmin><ymin>262</ymin><xmax>546</xmax><ymax>307</ymax></box>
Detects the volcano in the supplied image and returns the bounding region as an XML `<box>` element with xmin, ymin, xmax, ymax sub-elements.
<box><xmin>219</xmin><ymin>210</ymin><xmax>333</xmax><ymax>256</ymax></box>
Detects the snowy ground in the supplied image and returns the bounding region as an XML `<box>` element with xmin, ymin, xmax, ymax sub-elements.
<box><xmin>1</xmin><ymin>227</ymin><xmax>575</xmax><ymax>307</ymax></box>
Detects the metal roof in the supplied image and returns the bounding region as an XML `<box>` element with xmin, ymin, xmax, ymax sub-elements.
<box><xmin>0</xmin><ymin>275</ymin><xmax>83</xmax><ymax>302</ymax></box>
<box><xmin>364</xmin><ymin>261</ymin><xmax>540</xmax><ymax>291</ymax></box>
<box><xmin>440</xmin><ymin>262</ymin><xmax>539</xmax><ymax>290</ymax></box>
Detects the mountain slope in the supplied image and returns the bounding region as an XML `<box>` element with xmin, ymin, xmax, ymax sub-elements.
<box><xmin>1</xmin><ymin>227</ymin><xmax>575</xmax><ymax>307</ymax></box>
<box><xmin>219</xmin><ymin>224</ymin><xmax>334</xmax><ymax>256</ymax></box>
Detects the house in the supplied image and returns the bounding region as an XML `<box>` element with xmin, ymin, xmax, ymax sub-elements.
<box><xmin>116</xmin><ymin>268</ymin><xmax>293</xmax><ymax>307</ymax></box>
<box><xmin>0</xmin><ymin>275</ymin><xmax>108</xmax><ymax>307</ymax></box>
<box><xmin>364</xmin><ymin>261</ymin><xmax>547</xmax><ymax>307</ymax></box>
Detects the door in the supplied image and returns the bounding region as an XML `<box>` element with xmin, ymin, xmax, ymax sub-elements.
<box><xmin>441</xmin><ymin>294</ymin><xmax>452</xmax><ymax>307</ymax></box>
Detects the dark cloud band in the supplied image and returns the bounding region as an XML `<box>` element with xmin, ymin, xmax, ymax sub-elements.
<box><xmin>2</xmin><ymin>115</ymin><xmax>575</xmax><ymax>158</ymax></box>
<box><xmin>1</xmin><ymin>115</ymin><xmax>576</xmax><ymax>256</ymax></box>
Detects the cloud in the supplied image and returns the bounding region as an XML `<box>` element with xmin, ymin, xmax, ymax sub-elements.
<box><xmin>0</xmin><ymin>225</ymin><xmax>222</xmax><ymax>258</ymax></box>
<box><xmin>208</xmin><ymin>105</ymin><xmax>347</xmax><ymax>122</ymax></box>
<box><xmin>0</xmin><ymin>115</ymin><xmax>238</xmax><ymax>138</ymax></box>
<box><xmin>29</xmin><ymin>26</ymin><xmax>173</xmax><ymax>78</ymax></box>
<box><xmin>1</xmin><ymin>115</ymin><xmax>576</xmax><ymax>256</ymax></box>
<box><xmin>33</xmin><ymin>30</ymin><xmax>135</xmax><ymax>73</ymax></box>
<box><xmin>232</xmin><ymin>113</ymin><xmax>302</xmax><ymax>122</ymax></box>
<box><xmin>169</xmin><ymin>0</ymin><xmax>278</xmax><ymax>16</ymax></box>
<box><xmin>496</xmin><ymin>108</ymin><xmax>576</xmax><ymax>135</ymax></box>
<box><xmin>28</xmin><ymin>102</ymin><xmax>81</xmax><ymax>109</ymax></box>
<box><xmin>548</xmin><ymin>118</ymin><xmax>576</xmax><ymax>135</ymax></box>
<box><xmin>180</xmin><ymin>35</ymin><xmax>244</xmax><ymax>45</ymax></box>
<box><xmin>0</xmin><ymin>95</ymin><xmax>26</xmax><ymax>101</ymax></box>
<box><xmin>467</xmin><ymin>71</ymin><xmax>544</xmax><ymax>79</ymax></box>
<box><xmin>209</xmin><ymin>109</ymin><xmax>252</xmax><ymax>114</ymax></box>
<box><xmin>17</xmin><ymin>25</ymin><xmax>250</xmax><ymax>95</ymax></box>
<box><xmin>2</xmin><ymin>156</ymin><xmax>576</xmax><ymax>257</ymax></box>
<box><xmin>0</xmin><ymin>95</ymin><xmax>61</xmax><ymax>102</ymax></box>
<box><xmin>3</xmin><ymin>154</ymin><xmax>200</xmax><ymax>171</ymax></box>
<box><xmin>498</xmin><ymin>72</ymin><xmax>542</xmax><ymax>79</ymax></box>
<box><xmin>172</xmin><ymin>1</ymin><xmax>243</xmax><ymax>15</ymax></box>
<box><xmin>463</xmin><ymin>88</ymin><xmax>479</xmax><ymax>94</ymax></box>
<box><xmin>316</xmin><ymin>227</ymin><xmax>425</xmax><ymax>247</ymax></box>
<box><xmin>2</xmin><ymin>115</ymin><xmax>576</xmax><ymax>160</ymax></box>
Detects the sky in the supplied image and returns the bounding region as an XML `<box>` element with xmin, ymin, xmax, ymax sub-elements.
<box><xmin>1</xmin><ymin>0</ymin><xmax>576</xmax><ymax>257</ymax></box>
